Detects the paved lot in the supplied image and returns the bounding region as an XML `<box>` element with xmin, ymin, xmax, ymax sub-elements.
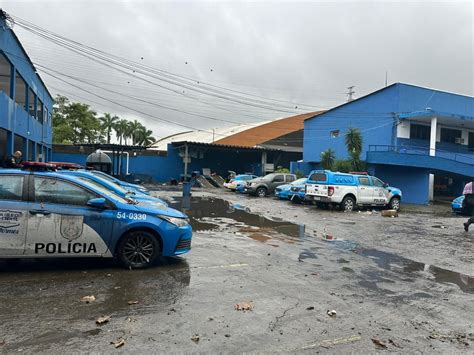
<box><xmin>0</xmin><ymin>187</ymin><xmax>473</xmax><ymax>353</ymax></box>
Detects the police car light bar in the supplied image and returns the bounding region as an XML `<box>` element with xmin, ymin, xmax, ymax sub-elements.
<box><xmin>22</xmin><ymin>161</ymin><xmax>57</xmax><ymax>171</ymax></box>
<box><xmin>49</xmin><ymin>162</ymin><xmax>83</xmax><ymax>170</ymax></box>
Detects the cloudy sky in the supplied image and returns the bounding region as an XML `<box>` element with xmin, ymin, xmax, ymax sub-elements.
<box><xmin>2</xmin><ymin>0</ymin><xmax>473</xmax><ymax>140</ymax></box>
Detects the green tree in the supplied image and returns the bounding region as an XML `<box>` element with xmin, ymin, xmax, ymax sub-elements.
<box><xmin>128</xmin><ymin>120</ymin><xmax>144</xmax><ymax>145</ymax></box>
<box><xmin>114</xmin><ymin>119</ymin><xmax>129</xmax><ymax>145</ymax></box>
<box><xmin>99</xmin><ymin>113</ymin><xmax>119</xmax><ymax>144</ymax></box>
<box><xmin>345</xmin><ymin>128</ymin><xmax>363</xmax><ymax>171</ymax></box>
<box><xmin>320</xmin><ymin>148</ymin><xmax>336</xmax><ymax>170</ymax></box>
<box><xmin>135</xmin><ymin>127</ymin><xmax>156</xmax><ymax>146</ymax></box>
<box><xmin>332</xmin><ymin>159</ymin><xmax>353</xmax><ymax>173</ymax></box>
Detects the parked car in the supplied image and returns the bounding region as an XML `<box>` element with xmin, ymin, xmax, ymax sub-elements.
<box><xmin>452</xmin><ymin>195</ymin><xmax>466</xmax><ymax>214</ymax></box>
<box><xmin>58</xmin><ymin>170</ymin><xmax>168</xmax><ymax>207</ymax></box>
<box><xmin>275</xmin><ymin>178</ymin><xmax>308</xmax><ymax>201</ymax></box>
<box><xmin>244</xmin><ymin>173</ymin><xmax>297</xmax><ymax>197</ymax></box>
<box><xmin>305</xmin><ymin>170</ymin><xmax>402</xmax><ymax>212</ymax></box>
<box><xmin>89</xmin><ymin>170</ymin><xmax>150</xmax><ymax>195</ymax></box>
<box><xmin>0</xmin><ymin>166</ymin><xmax>191</xmax><ymax>268</ymax></box>
<box><xmin>224</xmin><ymin>174</ymin><xmax>258</xmax><ymax>191</ymax></box>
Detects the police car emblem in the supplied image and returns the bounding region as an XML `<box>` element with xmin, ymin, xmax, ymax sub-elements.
<box><xmin>60</xmin><ymin>215</ymin><xmax>84</xmax><ymax>241</ymax></box>
<box><xmin>0</xmin><ymin>210</ymin><xmax>22</xmax><ymax>235</ymax></box>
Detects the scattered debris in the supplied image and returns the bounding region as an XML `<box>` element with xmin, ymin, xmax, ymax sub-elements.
<box><xmin>110</xmin><ymin>338</ymin><xmax>125</xmax><ymax>348</ymax></box>
<box><xmin>327</xmin><ymin>310</ymin><xmax>337</xmax><ymax>317</ymax></box>
<box><xmin>371</xmin><ymin>338</ymin><xmax>387</xmax><ymax>349</ymax></box>
<box><xmin>322</xmin><ymin>233</ymin><xmax>335</xmax><ymax>241</ymax></box>
<box><xmin>224</xmin><ymin>334</ymin><xmax>231</xmax><ymax>338</ymax></box>
<box><xmin>381</xmin><ymin>210</ymin><xmax>398</xmax><ymax>218</ymax></box>
<box><xmin>96</xmin><ymin>316</ymin><xmax>111</xmax><ymax>325</ymax></box>
<box><xmin>388</xmin><ymin>339</ymin><xmax>402</xmax><ymax>348</ymax></box>
<box><xmin>80</xmin><ymin>295</ymin><xmax>96</xmax><ymax>303</ymax></box>
<box><xmin>127</xmin><ymin>300</ymin><xmax>139</xmax><ymax>305</ymax></box>
<box><xmin>301</xmin><ymin>335</ymin><xmax>362</xmax><ymax>350</ymax></box>
<box><xmin>191</xmin><ymin>334</ymin><xmax>200</xmax><ymax>343</ymax></box>
<box><xmin>235</xmin><ymin>302</ymin><xmax>253</xmax><ymax>311</ymax></box>
<box><xmin>306</xmin><ymin>306</ymin><xmax>315</xmax><ymax>311</ymax></box>
<box><xmin>0</xmin><ymin>340</ymin><xmax>5</xmax><ymax>346</ymax></box>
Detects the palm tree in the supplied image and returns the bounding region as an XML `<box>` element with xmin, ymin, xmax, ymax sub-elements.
<box><xmin>99</xmin><ymin>113</ymin><xmax>119</xmax><ymax>144</ymax></box>
<box><xmin>345</xmin><ymin>128</ymin><xmax>363</xmax><ymax>171</ymax></box>
<box><xmin>320</xmin><ymin>148</ymin><xmax>336</xmax><ymax>170</ymax></box>
<box><xmin>135</xmin><ymin>127</ymin><xmax>156</xmax><ymax>146</ymax></box>
<box><xmin>128</xmin><ymin>120</ymin><xmax>144</xmax><ymax>145</ymax></box>
<box><xmin>114</xmin><ymin>119</ymin><xmax>129</xmax><ymax>145</ymax></box>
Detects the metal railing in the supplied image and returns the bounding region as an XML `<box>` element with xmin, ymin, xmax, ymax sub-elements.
<box><xmin>368</xmin><ymin>145</ymin><xmax>474</xmax><ymax>165</ymax></box>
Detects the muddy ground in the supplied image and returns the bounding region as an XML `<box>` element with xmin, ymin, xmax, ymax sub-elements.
<box><xmin>0</xmin><ymin>186</ymin><xmax>473</xmax><ymax>353</ymax></box>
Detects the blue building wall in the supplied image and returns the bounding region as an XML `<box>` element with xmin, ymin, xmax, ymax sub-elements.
<box><xmin>0</xmin><ymin>19</ymin><xmax>53</xmax><ymax>161</ymax></box>
<box><xmin>303</xmin><ymin>84</ymin><xmax>399</xmax><ymax>163</ymax></box>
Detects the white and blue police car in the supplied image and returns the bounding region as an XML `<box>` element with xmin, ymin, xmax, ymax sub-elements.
<box><xmin>0</xmin><ymin>163</ymin><xmax>192</xmax><ymax>268</ymax></box>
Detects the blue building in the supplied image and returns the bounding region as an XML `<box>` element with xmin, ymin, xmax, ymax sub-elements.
<box><xmin>0</xmin><ymin>14</ymin><xmax>53</xmax><ymax>162</ymax></box>
<box><xmin>292</xmin><ymin>83</ymin><xmax>474</xmax><ymax>204</ymax></box>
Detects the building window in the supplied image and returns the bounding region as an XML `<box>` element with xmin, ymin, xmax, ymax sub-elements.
<box><xmin>410</xmin><ymin>124</ymin><xmax>430</xmax><ymax>140</ymax></box>
<box><xmin>14</xmin><ymin>73</ymin><xmax>26</xmax><ymax>110</ymax></box>
<box><xmin>440</xmin><ymin>128</ymin><xmax>462</xmax><ymax>144</ymax></box>
<box><xmin>330</xmin><ymin>130</ymin><xmax>340</xmax><ymax>138</ymax></box>
<box><xmin>28</xmin><ymin>88</ymin><xmax>36</xmax><ymax>118</ymax></box>
<box><xmin>37</xmin><ymin>98</ymin><xmax>44</xmax><ymax>123</ymax></box>
<box><xmin>0</xmin><ymin>53</ymin><xmax>11</xmax><ymax>98</ymax></box>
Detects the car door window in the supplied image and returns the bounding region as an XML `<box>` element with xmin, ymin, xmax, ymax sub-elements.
<box><xmin>34</xmin><ymin>177</ymin><xmax>97</xmax><ymax>206</ymax></box>
<box><xmin>372</xmin><ymin>178</ymin><xmax>385</xmax><ymax>187</ymax></box>
<box><xmin>0</xmin><ymin>175</ymin><xmax>24</xmax><ymax>201</ymax></box>
<box><xmin>358</xmin><ymin>177</ymin><xmax>370</xmax><ymax>186</ymax></box>
<box><xmin>273</xmin><ymin>175</ymin><xmax>284</xmax><ymax>182</ymax></box>
<box><xmin>286</xmin><ymin>175</ymin><xmax>295</xmax><ymax>182</ymax></box>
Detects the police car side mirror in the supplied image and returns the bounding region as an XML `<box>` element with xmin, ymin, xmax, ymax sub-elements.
<box><xmin>87</xmin><ymin>197</ymin><xmax>107</xmax><ymax>209</ymax></box>
<box><xmin>383</xmin><ymin>183</ymin><xmax>389</xmax><ymax>188</ymax></box>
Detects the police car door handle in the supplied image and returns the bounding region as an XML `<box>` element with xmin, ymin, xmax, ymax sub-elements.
<box><xmin>29</xmin><ymin>209</ymin><xmax>51</xmax><ymax>216</ymax></box>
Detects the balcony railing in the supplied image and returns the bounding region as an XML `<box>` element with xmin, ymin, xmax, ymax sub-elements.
<box><xmin>368</xmin><ymin>145</ymin><xmax>474</xmax><ymax>165</ymax></box>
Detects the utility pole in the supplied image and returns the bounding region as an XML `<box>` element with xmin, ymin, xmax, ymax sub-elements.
<box><xmin>346</xmin><ymin>86</ymin><xmax>355</xmax><ymax>102</ymax></box>
<box><xmin>385</xmin><ymin>71</ymin><xmax>388</xmax><ymax>87</ymax></box>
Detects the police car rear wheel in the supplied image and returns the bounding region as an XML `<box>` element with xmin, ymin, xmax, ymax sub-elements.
<box><xmin>118</xmin><ymin>231</ymin><xmax>160</xmax><ymax>269</ymax></box>
<box><xmin>389</xmin><ymin>197</ymin><xmax>400</xmax><ymax>211</ymax></box>
<box><xmin>341</xmin><ymin>196</ymin><xmax>356</xmax><ymax>212</ymax></box>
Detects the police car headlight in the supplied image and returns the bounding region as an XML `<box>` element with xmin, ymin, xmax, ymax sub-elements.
<box><xmin>159</xmin><ymin>215</ymin><xmax>189</xmax><ymax>227</ymax></box>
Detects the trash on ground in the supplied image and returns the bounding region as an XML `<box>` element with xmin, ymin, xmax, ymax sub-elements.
<box><xmin>96</xmin><ymin>316</ymin><xmax>111</xmax><ymax>325</ymax></box>
<box><xmin>388</xmin><ymin>339</ymin><xmax>402</xmax><ymax>348</ymax></box>
<box><xmin>322</xmin><ymin>233</ymin><xmax>335</xmax><ymax>241</ymax></box>
<box><xmin>80</xmin><ymin>295</ymin><xmax>96</xmax><ymax>303</ymax></box>
<box><xmin>371</xmin><ymin>338</ymin><xmax>387</xmax><ymax>349</ymax></box>
<box><xmin>191</xmin><ymin>334</ymin><xmax>200</xmax><ymax>343</ymax></box>
<box><xmin>381</xmin><ymin>210</ymin><xmax>398</xmax><ymax>218</ymax></box>
<box><xmin>0</xmin><ymin>340</ymin><xmax>5</xmax><ymax>346</ymax></box>
<box><xmin>327</xmin><ymin>310</ymin><xmax>337</xmax><ymax>317</ymax></box>
<box><xmin>111</xmin><ymin>338</ymin><xmax>125</xmax><ymax>348</ymax></box>
<box><xmin>127</xmin><ymin>300</ymin><xmax>139</xmax><ymax>305</ymax></box>
<box><xmin>306</xmin><ymin>306</ymin><xmax>315</xmax><ymax>311</ymax></box>
<box><xmin>235</xmin><ymin>302</ymin><xmax>253</xmax><ymax>311</ymax></box>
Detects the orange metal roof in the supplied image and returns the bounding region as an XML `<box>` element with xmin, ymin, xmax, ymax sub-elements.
<box><xmin>214</xmin><ymin>111</ymin><xmax>323</xmax><ymax>147</ymax></box>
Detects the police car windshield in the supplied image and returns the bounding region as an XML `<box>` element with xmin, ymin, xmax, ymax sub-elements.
<box><xmin>291</xmin><ymin>178</ymin><xmax>307</xmax><ymax>185</ymax></box>
<box><xmin>76</xmin><ymin>177</ymin><xmax>129</xmax><ymax>204</ymax></box>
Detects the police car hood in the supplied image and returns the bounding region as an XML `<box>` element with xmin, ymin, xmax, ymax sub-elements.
<box><xmin>133</xmin><ymin>201</ymin><xmax>187</xmax><ymax>218</ymax></box>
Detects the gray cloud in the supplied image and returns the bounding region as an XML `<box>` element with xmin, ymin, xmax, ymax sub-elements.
<box><xmin>2</xmin><ymin>0</ymin><xmax>473</xmax><ymax>139</ymax></box>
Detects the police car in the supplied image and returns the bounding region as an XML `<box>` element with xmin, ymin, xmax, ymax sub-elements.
<box><xmin>58</xmin><ymin>169</ymin><xmax>168</xmax><ymax>207</ymax></box>
<box><xmin>305</xmin><ymin>170</ymin><xmax>402</xmax><ymax>212</ymax></box>
<box><xmin>0</xmin><ymin>163</ymin><xmax>192</xmax><ymax>268</ymax></box>
<box><xmin>89</xmin><ymin>170</ymin><xmax>150</xmax><ymax>195</ymax></box>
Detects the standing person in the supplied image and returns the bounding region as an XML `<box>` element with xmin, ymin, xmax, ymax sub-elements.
<box><xmin>5</xmin><ymin>151</ymin><xmax>23</xmax><ymax>168</ymax></box>
<box><xmin>462</xmin><ymin>181</ymin><xmax>474</xmax><ymax>231</ymax></box>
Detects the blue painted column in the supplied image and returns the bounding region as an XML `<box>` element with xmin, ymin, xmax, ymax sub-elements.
<box><xmin>9</xmin><ymin>66</ymin><xmax>15</xmax><ymax>100</ymax></box>
<box><xmin>23</xmin><ymin>138</ymin><xmax>28</xmax><ymax>161</ymax></box>
<box><xmin>6</xmin><ymin>131</ymin><xmax>14</xmax><ymax>156</ymax></box>
<box><xmin>31</xmin><ymin>142</ymin><xmax>37</xmax><ymax>162</ymax></box>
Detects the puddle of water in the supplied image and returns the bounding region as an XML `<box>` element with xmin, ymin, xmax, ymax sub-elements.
<box><xmin>353</xmin><ymin>247</ymin><xmax>474</xmax><ymax>294</ymax></box>
<box><xmin>170</xmin><ymin>197</ymin><xmax>306</xmax><ymax>243</ymax></box>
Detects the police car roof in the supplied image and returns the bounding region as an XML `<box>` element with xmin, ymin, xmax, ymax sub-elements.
<box><xmin>0</xmin><ymin>168</ymin><xmax>27</xmax><ymax>174</ymax></box>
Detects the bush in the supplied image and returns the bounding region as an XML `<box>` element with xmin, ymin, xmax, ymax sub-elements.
<box><xmin>294</xmin><ymin>170</ymin><xmax>305</xmax><ymax>178</ymax></box>
<box><xmin>275</xmin><ymin>167</ymin><xmax>290</xmax><ymax>173</ymax></box>
<box><xmin>332</xmin><ymin>159</ymin><xmax>353</xmax><ymax>173</ymax></box>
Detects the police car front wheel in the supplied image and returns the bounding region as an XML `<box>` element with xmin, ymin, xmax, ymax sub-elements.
<box><xmin>117</xmin><ymin>231</ymin><xmax>161</xmax><ymax>269</ymax></box>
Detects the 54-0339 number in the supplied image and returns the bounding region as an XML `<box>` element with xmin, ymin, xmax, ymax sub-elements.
<box><xmin>117</xmin><ymin>212</ymin><xmax>147</xmax><ymax>220</ymax></box>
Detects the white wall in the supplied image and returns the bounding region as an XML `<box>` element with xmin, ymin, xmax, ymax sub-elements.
<box><xmin>397</xmin><ymin>120</ymin><xmax>474</xmax><ymax>146</ymax></box>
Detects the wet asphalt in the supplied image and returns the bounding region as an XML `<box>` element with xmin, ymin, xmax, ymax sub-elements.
<box><xmin>0</xmin><ymin>188</ymin><xmax>473</xmax><ymax>353</ymax></box>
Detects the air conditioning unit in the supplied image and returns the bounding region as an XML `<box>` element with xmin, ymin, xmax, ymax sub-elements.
<box><xmin>455</xmin><ymin>137</ymin><xmax>465</xmax><ymax>144</ymax></box>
